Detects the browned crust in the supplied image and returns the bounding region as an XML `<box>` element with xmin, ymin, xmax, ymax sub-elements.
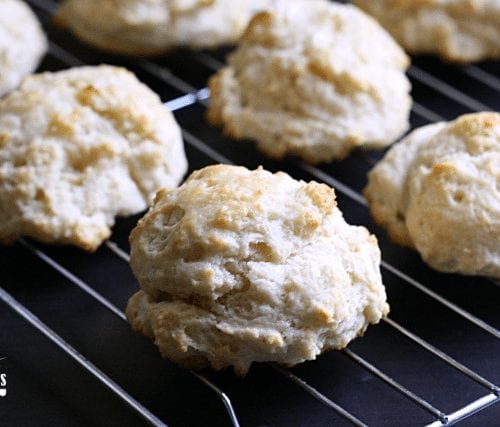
<box><xmin>0</xmin><ymin>227</ymin><xmax>105</xmax><ymax>252</ymax></box>
<box><xmin>205</xmin><ymin>73</ymin><xmax>224</xmax><ymax>126</ymax></box>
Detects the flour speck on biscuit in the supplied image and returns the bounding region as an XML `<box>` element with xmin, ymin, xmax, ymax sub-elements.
<box><xmin>126</xmin><ymin>164</ymin><xmax>389</xmax><ymax>375</ymax></box>
<box><xmin>0</xmin><ymin>65</ymin><xmax>187</xmax><ymax>251</ymax></box>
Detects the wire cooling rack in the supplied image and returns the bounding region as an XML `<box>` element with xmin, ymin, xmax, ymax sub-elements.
<box><xmin>1</xmin><ymin>1</ymin><xmax>499</xmax><ymax>425</ymax></box>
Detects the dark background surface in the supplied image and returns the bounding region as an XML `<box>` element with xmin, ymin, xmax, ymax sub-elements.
<box><xmin>1</xmin><ymin>1</ymin><xmax>499</xmax><ymax>425</ymax></box>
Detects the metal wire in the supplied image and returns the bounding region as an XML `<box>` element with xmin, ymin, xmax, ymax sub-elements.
<box><xmin>462</xmin><ymin>65</ymin><xmax>500</xmax><ymax>92</ymax></box>
<box><xmin>383</xmin><ymin>318</ymin><xmax>499</xmax><ymax>394</ymax></box>
<box><xmin>381</xmin><ymin>261</ymin><xmax>500</xmax><ymax>339</ymax></box>
<box><xmin>164</xmin><ymin>89</ymin><xmax>209</xmax><ymax>111</ymax></box>
<box><xmin>408</xmin><ymin>66</ymin><xmax>493</xmax><ymax>111</ymax></box>
<box><xmin>270</xmin><ymin>365</ymin><xmax>368</xmax><ymax>427</ymax></box>
<box><xmin>18</xmin><ymin>238</ymin><xmax>126</xmax><ymax>321</ymax></box>
<box><xmin>426</xmin><ymin>393</ymin><xmax>500</xmax><ymax>427</ymax></box>
<box><xmin>0</xmin><ymin>286</ymin><xmax>168</xmax><ymax>427</ymax></box>
<box><xmin>105</xmin><ymin>240</ymin><xmax>131</xmax><ymax>263</ymax></box>
<box><xmin>48</xmin><ymin>41</ymin><xmax>84</xmax><ymax>66</ymax></box>
<box><xmin>411</xmin><ymin>102</ymin><xmax>446</xmax><ymax>122</ymax></box>
<box><xmin>138</xmin><ymin>59</ymin><xmax>207</xmax><ymax>103</ymax></box>
<box><xmin>182</xmin><ymin>129</ymin><xmax>232</xmax><ymax>164</ymax></box>
<box><xmin>190</xmin><ymin>372</ymin><xmax>241</xmax><ymax>427</ymax></box>
<box><xmin>342</xmin><ymin>349</ymin><xmax>448</xmax><ymax>422</ymax></box>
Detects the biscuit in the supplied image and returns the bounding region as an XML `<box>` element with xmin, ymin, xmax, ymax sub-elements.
<box><xmin>0</xmin><ymin>65</ymin><xmax>187</xmax><ymax>251</ymax></box>
<box><xmin>206</xmin><ymin>0</ymin><xmax>411</xmax><ymax>164</ymax></box>
<box><xmin>364</xmin><ymin>112</ymin><xmax>500</xmax><ymax>278</ymax></box>
<box><xmin>0</xmin><ymin>0</ymin><xmax>47</xmax><ymax>97</ymax></box>
<box><xmin>126</xmin><ymin>164</ymin><xmax>389</xmax><ymax>375</ymax></box>
<box><xmin>353</xmin><ymin>0</ymin><xmax>500</xmax><ymax>62</ymax></box>
<box><xmin>55</xmin><ymin>0</ymin><xmax>275</xmax><ymax>55</ymax></box>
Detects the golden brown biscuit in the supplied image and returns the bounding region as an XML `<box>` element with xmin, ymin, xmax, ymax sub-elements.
<box><xmin>206</xmin><ymin>0</ymin><xmax>411</xmax><ymax>163</ymax></box>
<box><xmin>0</xmin><ymin>65</ymin><xmax>187</xmax><ymax>251</ymax></box>
<box><xmin>126</xmin><ymin>164</ymin><xmax>389</xmax><ymax>375</ymax></box>
<box><xmin>364</xmin><ymin>112</ymin><xmax>500</xmax><ymax>277</ymax></box>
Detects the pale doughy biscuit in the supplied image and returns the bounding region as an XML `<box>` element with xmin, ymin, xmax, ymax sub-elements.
<box><xmin>0</xmin><ymin>65</ymin><xmax>187</xmax><ymax>251</ymax></box>
<box><xmin>0</xmin><ymin>0</ymin><xmax>47</xmax><ymax>97</ymax></box>
<box><xmin>364</xmin><ymin>112</ymin><xmax>500</xmax><ymax>278</ymax></box>
<box><xmin>354</xmin><ymin>0</ymin><xmax>500</xmax><ymax>62</ymax></box>
<box><xmin>55</xmin><ymin>0</ymin><xmax>275</xmax><ymax>55</ymax></box>
<box><xmin>207</xmin><ymin>0</ymin><xmax>411</xmax><ymax>163</ymax></box>
<box><xmin>126</xmin><ymin>164</ymin><xmax>389</xmax><ymax>375</ymax></box>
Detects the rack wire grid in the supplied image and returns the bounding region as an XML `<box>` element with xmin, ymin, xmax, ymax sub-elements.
<box><xmin>1</xmin><ymin>0</ymin><xmax>499</xmax><ymax>426</ymax></box>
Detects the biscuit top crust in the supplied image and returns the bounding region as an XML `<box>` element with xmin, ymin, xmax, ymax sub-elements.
<box><xmin>364</xmin><ymin>112</ymin><xmax>500</xmax><ymax>277</ymax></box>
<box><xmin>207</xmin><ymin>0</ymin><xmax>411</xmax><ymax>162</ymax></box>
<box><xmin>243</xmin><ymin>3</ymin><xmax>409</xmax><ymax>69</ymax></box>
<box><xmin>130</xmin><ymin>164</ymin><xmax>386</xmax><ymax>308</ymax></box>
<box><xmin>239</xmin><ymin>1</ymin><xmax>410</xmax><ymax>105</ymax></box>
<box><xmin>131</xmin><ymin>164</ymin><xmax>342</xmax><ymax>298</ymax></box>
<box><xmin>0</xmin><ymin>65</ymin><xmax>187</xmax><ymax>250</ymax></box>
<box><xmin>0</xmin><ymin>0</ymin><xmax>47</xmax><ymax>96</ymax></box>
